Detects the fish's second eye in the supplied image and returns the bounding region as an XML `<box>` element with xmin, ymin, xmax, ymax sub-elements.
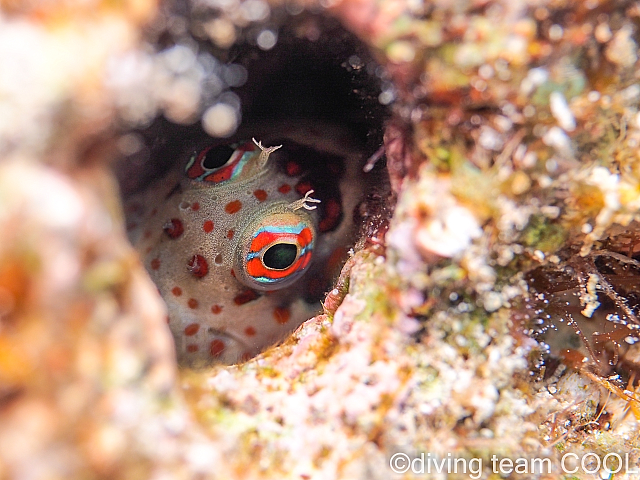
<box><xmin>201</xmin><ymin>145</ymin><xmax>234</xmax><ymax>169</ymax></box>
<box><xmin>185</xmin><ymin>140</ymin><xmax>260</xmax><ymax>184</ymax></box>
<box><xmin>263</xmin><ymin>243</ymin><xmax>298</xmax><ymax>270</ymax></box>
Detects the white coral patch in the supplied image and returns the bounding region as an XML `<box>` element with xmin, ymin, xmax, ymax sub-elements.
<box><xmin>416</xmin><ymin>205</ymin><xmax>482</xmax><ymax>258</ymax></box>
<box><xmin>0</xmin><ymin>160</ymin><xmax>84</xmax><ymax>231</ymax></box>
<box><xmin>0</xmin><ymin>15</ymin><xmax>135</xmax><ymax>151</ymax></box>
<box><xmin>520</xmin><ymin>67</ymin><xmax>548</xmax><ymax>96</ymax></box>
<box><xmin>588</xmin><ymin>166</ymin><xmax>620</xmax><ymax>210</ymax></box>
<box><xmin>542</xmin><ymin>126</ymin><xmax>573</xmax><ymax>156</ymax></box>
<box><xmin>549</xmin><ymin>91</ymin><xmax>576</xmax><ymax>132</ymax></box>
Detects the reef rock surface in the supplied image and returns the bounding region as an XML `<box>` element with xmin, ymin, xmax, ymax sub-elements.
<box><xmin>1</xmin><ymin>0</ymin><xmax>640</xmax><ymax>479</ymax></box>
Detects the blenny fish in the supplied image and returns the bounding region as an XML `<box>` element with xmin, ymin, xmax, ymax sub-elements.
<box><xmin>124</xmin><ymin>122</ymin><xmax>364</xmax><ymax>365</ymax></box>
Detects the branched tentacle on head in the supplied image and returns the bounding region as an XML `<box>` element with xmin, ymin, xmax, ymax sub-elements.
<box><xmin>252</xmin><ymin>137</ymin><xmax>282</xmax><ymax>170</ymax></box>
<box><xmin>290</xmin><ymin>189</ymin><xmax>321</xmax><ymax>211</ymax></box>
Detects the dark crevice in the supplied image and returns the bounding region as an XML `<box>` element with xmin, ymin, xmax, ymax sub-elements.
<box><xmin>115</xmin><ymin>13</ymin><xmax>389</xmax><ymax>197</ymax></box>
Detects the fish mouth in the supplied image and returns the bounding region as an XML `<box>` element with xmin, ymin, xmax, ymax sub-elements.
<box><xmin>174</xmin><ymin>327</ymin><xmax>254</xmax><ymax>367</ymax></box>
<box><xmin>207</xmin><ymin>327</ymin><xmax>253</xmax><ymax>354</ymax></box>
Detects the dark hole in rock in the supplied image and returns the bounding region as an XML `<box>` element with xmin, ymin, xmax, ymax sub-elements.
<box><xmin>114</xmin><ymin>12</ymin><xmax>391</xmax><ymax>366</ymax></box>
<box><xmin>115</xmin><ymin>14</ymin><xmax>388</xmax><ymax>195</ymax></box>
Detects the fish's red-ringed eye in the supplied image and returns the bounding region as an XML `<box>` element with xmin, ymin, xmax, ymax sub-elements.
<box><xmin>235</xmin><ymin>210</ymin><xmax>316</xmax><ymax>291</ymax></box>
<box><xmin>200</xmin><ymin>144</ymin><xmax>234</xmax><ymax>169</ymax></box>
<box><xmin>185</xmin><ymin>140</ymin><xmax>258</xmax><ymax>184</ymax></box>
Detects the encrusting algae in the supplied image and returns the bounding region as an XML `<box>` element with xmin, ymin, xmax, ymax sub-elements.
<box><xmin>0</xmin><ymin>0</ymin><xmax>640</xmax><ymax>479</ymax></box>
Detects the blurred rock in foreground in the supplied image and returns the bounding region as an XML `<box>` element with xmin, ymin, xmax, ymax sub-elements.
<box><xmin>1</xmin><ymin>0</ymin><xmax>640</xmax><ymax>479</ymax></box>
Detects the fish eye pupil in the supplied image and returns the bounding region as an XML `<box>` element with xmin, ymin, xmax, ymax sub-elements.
<box><xmin>263</xmin><ymin>243</ymin><xmax>298</xmax><ymax>270</ymax></box>
<box><xmin>202</xmin><ymin>145</ymin><xmax>235</xmax><ymax>169</ymax></box>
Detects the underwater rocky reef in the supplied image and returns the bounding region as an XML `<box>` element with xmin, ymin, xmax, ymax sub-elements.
<box><xmin>1</xmin><ymin>0</ymin><xmax>640</xmax><ymax>478</ymax></box>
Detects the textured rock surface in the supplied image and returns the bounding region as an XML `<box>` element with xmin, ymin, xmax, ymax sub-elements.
<box><xmin>1</xmin><ymin>0</ymin><xmax>640</xmax><ymax>479</ymax></box>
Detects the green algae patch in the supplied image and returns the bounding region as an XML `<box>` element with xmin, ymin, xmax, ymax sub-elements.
<box><xmin>520</xmin><ymin>214</ymin><xmax>568</xmax><ymax>253</ymax></box>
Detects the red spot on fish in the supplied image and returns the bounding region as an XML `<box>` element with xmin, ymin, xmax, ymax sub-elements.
<box><xmin>273</xmin><ymin>306</ymin><xmax>290</xmax><ymax>324</ymax></box>
<box><xmin>188</xmin><ymin>298</ymin><xmax>199</xmax><ymax>309</ymax></box>
<box><xmin>184</xmin><ymin>323</ymin><xmax>200</xmax><ymax>336</ymax></box>
<box><xmin>319</xmin><ymin>198</ymin><xmax>342</xmax><ymax>232</ymax></box>
<box><xmin>227</xmin><ymin>229</ymin><xmax>235</xmax><ymax>240</ymax></box>
<box><xmin>253</xmin><ymin>189</ymin><xmax>268</xmax><ymax>202</ymax></box>
<box><xmin>211</xmin><ymin>304</ymin><xmax>222</xmax><ymax>314</ymax></box>
<box><xmin>278</xmin><ymin>184</ymin><xmax>291</xmax><ymax>194</ymax></box>
<box><xmin>163</xmin><ymin>218</ymin><xmax>184</xmax><ymax>239</ymax></box>
<box><xmin>186</xmin><ymin>344</ymin><xmax>199</xmax><ymax>353</ymax></box>
<box><xmin>244</xmin><ymin>326</ymin><xmax>256</xmax><ymax>336</ymax></box>
<box><xmin>234</xmin><ymin>289</ymin><xmax>259</xmax><ymax>305</ymax></box>
<box><xmin>191</xmin><ymin>202</ymin><xmax>200</xmax><ymax>211</ymax></box>
<box><xmin>187</xmin><ymin>254</ymin><xmax>209</xmax><ymax>278</ymax></box>
<box><xmin>285</xmin><ymin>161</ymin><xmax>302</xmax><ymax>176</ymax></box>
<box><xmin>225</xmin><ymin>200</ymin><xmax>242</xmax><ymax>214</ymax></box>
<box><xmin>203</xmin><ymin>220</ymin><xmax>214</xmax><ymax>232</ymax></box>
<box><xmin>241</xmin><ymin>352</ymin><xmax>253</xmax><ymax>362</ymax></box>
<box><xmin>150</xmin><ymin>258</ymin><xmax>161</xmax><ymax>270</ymax></box>
<box><xmin>295</xmin><ymin>180</ymin><xmax>313</xmax><ymax>196</ymax></box>
<box><xmin>172</xmin><ymin>286</ymin><xmax>182</xmax><ymax>296</ymax></box>
<box><xmin>210</xmin><ymin>339</ymin><xmax>225</xmax><ymax>357</ymax></box>
<box><xmin>230</xmin><ymin>269</ymin><xmax>236</xmax><ymax>278</ymax></box>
